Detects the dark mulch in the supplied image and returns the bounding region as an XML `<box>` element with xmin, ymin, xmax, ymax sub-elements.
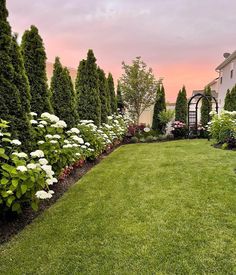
<box><xmin>0</xmin><ymin>144</ymin><xmax>122</xmax><ymax>245</ymax></box>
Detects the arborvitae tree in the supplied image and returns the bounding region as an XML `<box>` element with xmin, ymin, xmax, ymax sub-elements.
<box><xmin>230</xmin><ymin>85</ymin><xmax>236</xmax><ymax>111</ymax></box>
<box><xmin>97</xmin><ymin>67</ymin><xmax>108</xmax><ymax>123</ymax></box>
<box><xmin>75</xmin><ymin>59</ymin><xmax>86</xmax><ymax>118</ymax></box>
<box><xmin>152</xmin><ymin>85</ymin><xmax>166</xmax><ymax>132</ymax></box>
<box><xmin>224</xmin><ymin>89</ymin><xmax>232</xmax><ymax>111</ymax></box>
<box><xmin>76</xmin><ymin>50</ymin><xmax>101</xmax><ymax>125</ymax></box>
<box><xmin>116</xmin><ymin>80</ymin><xmax>125</xmax><ymax>113</ymax></box>
<box><xmin>175</xmin><ymin>86</ymin><xmax>187</xmax><ymax>123</ymax></box>
<box><xmin>10</xmin><ymin>34</ymin><xmax>32</xmax><ymax>149</ymax></box>
<box><xmin>0</xmin><ymin>0</ymin><xmax>21</xmax><ymax>136</ymax></box>
<box><xmin>105</xmin><ymin>78</ymin><xmax>111</xmax><ymax>115</ymax></box>
<box><xmin>51</xmin><ymin>57</ymin><xmax>78</xmax><ymax>128</ymax></box>
<box><xmin>107</xmin><ymin>73</ymin><xmax>117</xmax><ymax>113</ymax></box>
<box><xmin>21</xmin><ymin>25</ymin><xmax>52</xmax><ymax>115</ymax></box>
<box><xmin>201</xmin><ymin>86</ymin><xmax>212</xmax><ymax>126</ymax></box>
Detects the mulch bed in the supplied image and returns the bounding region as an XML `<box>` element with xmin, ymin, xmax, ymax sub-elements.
<box><xmin>0</xmin><ymin>143</ymin><xmax>122</xmax><ymax>245</ymax></box>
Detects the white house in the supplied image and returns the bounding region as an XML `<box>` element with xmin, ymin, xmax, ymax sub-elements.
<box><xmin>214</xmin><ymin>51</ymin><xmax>236</xmax><ymax>111</ymax></box>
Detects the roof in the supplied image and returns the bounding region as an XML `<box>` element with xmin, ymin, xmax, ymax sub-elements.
<box><xmin>191</xmin><ymin>90</ymin><xmax>218</xmax><ymax>99</ymax></box>
<box><xmin>207</xmin><ymin>77</ymin><xmax>219</xmax><ymax>87</ymax></box>
<box><xmin>216</xmin><ymin>51</ymin><xmax>236</xmax><ymax>71</ymax></box>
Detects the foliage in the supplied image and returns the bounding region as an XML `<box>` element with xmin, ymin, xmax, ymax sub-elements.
<box><xmin>130</xmin><ymin>136</ymin><xmax>138</xmax><ymax>143</ymax></box>
<box><xmin>107</xmin><ymin>73</ymin><xmax>117</xmax><ymax>114</ymax></box>
<box><xmin>51</xmin><ymin>57</ymin><xmax>78</xmax><ymax>128</ymax></box>
<box><xmin>97</xmin><ymin>67</ymin><xmax>109</xmax><ymax>123</ymax></box>
<box><xmin>152</xmin><ymin>85</ymin><xmax>166</xmax><ymax>133</ymax></box>
<box><xmin>116</xmin><ymin>80</ymin><xmax>125</xmax><ymax>113</ymax></box>
<box><xmin>224</xmin><ymin>89</ymin><xmax>232</xmax><ymax>111</ymax></box>
<box><xmin>207</xmin><ymin>110</ymin><xmax>236</xmax><ymax>147</ymax></box>
<box><xmin>171</xmin><ymin>121</ymin><xmax>188</xmax><ymax>138</ymax></box>
<box><xmin>230</xmin><ymin>85</ymin><xmax>236</xmax><ymax>111</ymax></box>
<box><xmin>76</xmin><ymin>50</ymin><xmax>101</xmax><ymax>125</ymax></box>
<box><xmin>201</xmin><ymin>86</ymin><xmax>212</xmax><ymax>126</ymax></box>
<box><xmin>21</xmin><ymin>25</ymin><xmax>52</xmax><ymax>114</ymax></box>
<box><xmin>175</xmin><ymin>86</ymin><xmax>187</xmax><ymax>123</ymax></box>
<box><xmin>10</xmin><ymin>34</ymin><xmax>32</xmax><ymax>150</ymax></box>
<box><xmin>0</xmin><ymin>0</ymin><xmax>21</xmax><ymax>138</ymax></box>
<box><xmin>0</xmin><ymin>120</ymin><xmax>54</xmax><ymax>214</ymax></box>
<box><xmin>120</xmin><ymin>57</ymin><xmax>158</xmax><ymax>124</ymax></box>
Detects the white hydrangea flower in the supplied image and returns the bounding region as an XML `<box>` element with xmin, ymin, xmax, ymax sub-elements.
<box><xmin>76</xmin><ymin>152</ymin><xmax>81</xmax><ymax>157</ymax></box>
<box><xmin>35</xmin><ymin>190</ymin><xmax>52</xmax><ymax>199</ymax></box>
<box><xmin>53</xmin><ymin>134</ymin><xmax>61</xmax><ymax>139</ymax></box>
<box><xmin>49</xmin><ymin>190</ymin><xmax>55</xmax><ymax>195</ymax></box>
<box><xmin>41</xmin><ymin>164</ymin><xmax>54</xmax><ymax>177</ymax></box>
<box><xmin>38</xmin><ymin>124</ymin><xmax>44</xmax><ymax>128</ymax></box>
<box><xmin>85</xmin><ymin>142</ymin><xmax>90</xmax><ymax>147</ymax></box>
<box><xmin>50</xmin><ymin>140</ymin><xmax>57</xmax><ymax>144</ymax></box>
<box><xmin>38</xmin><ymin>158</ymin><xmax>48</xmax><ymax>165</ymax></box>
<box><xmin>41</xmin><ymin>113</ymin><xmax>60</xmax><ymax>123</ymax></box>
<box><xmin>46</xmin><ymin>177</ymin><xmax>58</xmax><ymax>185</ymax></box>
<box><xmin>77</xmin><ymin>137</ymin><xmax>84</xmax><ymax>144</ymax></box>
<box><xmin>38</xmin><ymin>140</ymin><xmax>45</xmax><ymax>145</ymax></box>
<box><xmin>30</xmin><ymin>112</ymin><xmax>37</xmax><ymax>116</ymax></box>
<box><xmin>45</xmin><ymin>134</ymin><xmax>53</xmax><ymax>139</ymax></box>
<box><xmin>30</xmin><ymin>150</ymin><xmax>44</xmax><ymax>158</ymax></box>
<box><xmin>51</xmin><ymin>120</ymin><xmax>67</xmax><ymax>128</ymax></box>
<box><xmin>11</xmin><ymin>139</ymin><xmax>21</xmax><ymax>146</ymax></box>
<box><xmin>107</xmin><ymin>116</ymin><xmax>113</xmax><ymax>120</ymax></box>
<box><xmin>39</xmin><ymin>120</ymin><xmax>48</xmax><ymax>125</ymax></box>
<box><xmin>30</xmin><ymin>120</ymin><xmax>38</xmax><ymax>124</ymax></box>
<box><xmin>27</xmin><ymin>163</ymin><xmax>37</xmax><ymax>169</ymax></box>
<box><xmin>70</xmin><ymin>128</ymin><xmax>80</xmax><ymax>134</ymax></box>
<box><xmin>63</xmin><ymin>144</ymin><xmax>73</xmax><ymax>148</ymax></box>
<box><xmin>17</xmin><ymin>152</ymin><xmax>28</xmax><ymax>158</ymax></box>
<box><xmin>16</xmin><ymin>166</ymin><xmax>27</xmax><ymax>172</ymax></box>
<box><xmin>64</xmin><ymin>140</ymin><xmax>70</xmax><ymax>144</ymax></box>
<box><xmin>72</xmin><ymin>143</ymin><xmax>79</xmax><ymax>147</ymax></box>
<box><xmin>81</xmin><ymin>145</ymin><xmax>87</xmax><ymax>149</ymax></box>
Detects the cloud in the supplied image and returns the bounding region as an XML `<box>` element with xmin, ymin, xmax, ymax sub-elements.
<box><xmin>7</xmin><ymin>0</ymin><xmax>236</xmax><ymax>101</ymax></box>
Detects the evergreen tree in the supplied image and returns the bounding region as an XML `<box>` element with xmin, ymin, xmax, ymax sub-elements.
<box><xmin>21</xmin><ymin>25</ymin><xmax>52</xmax><ymax>115</ymax></box>
<box><xmin>75</xmin><ymin>59</ymin><xmax>86</xmax><ymax>118</ymax></box>
<box><xmin>76</xmin><ymin>50</ymin><xmax>101</xmax><ymax>125</ymax></box>
<box><xmin>224</xmin><ymin>89</ymin><xmax>232</xmax><ymax>111</ymax></box>
<box><xmin>107</xmin><ymin>73</ymin><xmax>117</xmax><ymax>113</ymax></box>
<box><xmin>175</xmin><ymin>86</ymin><xmax>187</xmax><ymax>123</ymax></box>
<box><xmin>152</xmin><ymin>85</ymin><xmax>166</xmax><ymax>132</ymax></box>
<box><xmin>201</xmin><ymin>86</ymin><xmax>212</xmax><ymax>126</ymax></box>
<box><xmin>230</xmin><ymin>85</ymin><xmax>236</xmax><ymax>111</ymax></box>
<box><xmin>97</xmin><ymin>67</ymin><xmax>108</xmax><ymax>123</ymax></box>
<box><xmin>116</xmin><ymin>81</ymin><xmax>125</xmax><ymax>114</ymax></box>
<box><xmin>10</xmin><ymin>34</ymin><xmax>32</xmax><ymax>149</ymax></box>
<box><xmin>0</xmin><ymin>0</ymin><xmax>21</xmax><ymax>136</ymax></box>
<box><xmin>51</xmin><ymin>57</ymin><xmax>78</xmax><ymax>128</ymax></box>
<box><xmin>106</xmin><ymin>78</ymin><xmax>111</xmax><ymax>115</ymax></box>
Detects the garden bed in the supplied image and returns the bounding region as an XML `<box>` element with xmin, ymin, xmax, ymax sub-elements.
<box><xmin>0</xmin><ymin>143</ymin><xmax>121</xmax><ymax>244</ymax></box>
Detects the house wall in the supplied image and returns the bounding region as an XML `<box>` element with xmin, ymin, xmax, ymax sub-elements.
<box><xmin>218</xmin><ymin>61</ymin><xmax>236</xmax><ymax>111</ymax></box>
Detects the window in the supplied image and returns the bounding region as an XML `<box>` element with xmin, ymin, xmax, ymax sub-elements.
<box><xmin>220</xmin><ymin>76</ymin><xmax>223</xmax><ymax>84</ymax></box>
<box><xmin>231</xmin><ymin>69</ymin><xmax>234</xmax><ymax>79</ymax></box>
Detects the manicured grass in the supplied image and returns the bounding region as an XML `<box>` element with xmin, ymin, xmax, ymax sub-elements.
<box><xmin>1</xmin><ymin>140</ymin><xmax>236</xmax><ymax>274</ymax></box>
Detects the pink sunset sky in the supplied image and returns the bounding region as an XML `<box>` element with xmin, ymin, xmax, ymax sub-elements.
<box><xmin>7</xmin><ymin>0</ymin><xmax>236</xmax><ymax>102</ymax></box>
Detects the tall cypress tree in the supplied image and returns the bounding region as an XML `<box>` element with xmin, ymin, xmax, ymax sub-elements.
<box><xmin>51</xmin><ymin>57</ymin><xmax>78</xmax><ymax>128</ymax></box>
<box><xmin>201</xmin><ymin>86</ymin><xmax>212</xmax><ymax>126</ymax></box>
<box><xmin>10</xmin><ymin>34</ymin><xmax>32</xmax><ymax>149</ymax></box>
<box><xmin>175</xmin><ymin>86</ymin><xmax>187</xmax><ymax>123</ymax></box>
<box><xmin>224</xmin><ymin>89</ymin><xmax>232</xmax><ymax>111</ymax></box>
<box><xmin>21</xmin><ymin>25</ymin><xmax>52</xmax><ymax>115</ymax></box>
<box><xmin>230</xmin><ymin>85</ymin><xmax>236</xmax><ymax>111</ymax></box>
<box><xmin>97</xmin><ymin>67</ymin><xmax>108</xmax><ymax>123</ymax></box>
<box><xmin>116</xmin><ymin>80</ymin><xmax>125</xmax><ymax>113</ymax></box>
<box><xmin>107</xmin><ymin>73</ymin><xmax>117</xmax><ymax>113</ymax></box>
<box><xmin>0</xmin><ymin>0</ymin><xmax>21</xmax><ymax>136</ymax></box>
<box><xmin>106</xmin><ymin>78</ymin><xmax>111</xmax><ymax>115</ymax></box>
<box><xmin>152</xmin><ymin>85</ymin><xmax>166</xmax><ymax>132</ymax></box>
<box><xmin>76</xmin><ymin>50</ymin><xmax>101</xmax><ymax>125</ymax></box>
<box><xmin>75</xmin><ymin>59</ymin><xmax>86</xmax><ymax>118</ymax></box>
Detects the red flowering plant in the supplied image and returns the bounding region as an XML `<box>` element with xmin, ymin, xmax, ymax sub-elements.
<box><xmin>171</xmin><ymin>121</ymin><xmax>188</xmax><ymax>139</ymax></box>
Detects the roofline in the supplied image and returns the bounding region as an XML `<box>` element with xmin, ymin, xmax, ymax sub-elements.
<box><xmin>216</xmin><ymin>51</ymin><xmax>236</xmax><ymax>71</ymax></box>
<box><xmin>206</xmin><ymin>77</ymin><xmax>219</xmax><ymax>87</ymax></box>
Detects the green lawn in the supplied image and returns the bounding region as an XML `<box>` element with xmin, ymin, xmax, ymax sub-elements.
<box><xmin>1</xmin><ymin>140</ymin><xmax>236</xmax><ymax>274</ymax></box>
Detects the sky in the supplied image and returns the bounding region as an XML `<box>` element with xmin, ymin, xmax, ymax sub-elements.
<box><xmin>7</xmin><ymin>0</ymin><xmax>236</xmax><ymax>102</ymax></box>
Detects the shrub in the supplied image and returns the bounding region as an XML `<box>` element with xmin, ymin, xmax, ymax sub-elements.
<box><xmin>171</xmin><ymin>121</ymin><xmax>188</xmax><ymax>139</ymax></box>
<box><xmin>130</xmin><ymin>137</ymin><xmax>138</xmax><ymax>143</ymax></box>
<box><xmin>146</xmin><ymin>136</ymin><xmax>154</xmax><ymax>142</ymax></box>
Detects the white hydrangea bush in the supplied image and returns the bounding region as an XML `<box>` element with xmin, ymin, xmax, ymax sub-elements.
<box><xmin>0</xmin><ymin>120</ymin><xmax>55</xmax><ymax>214</ymax></box>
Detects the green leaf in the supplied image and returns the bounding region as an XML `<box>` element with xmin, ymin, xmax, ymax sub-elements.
<box><xmin>2</xmin><ymin>138</ymin><xmax>11</xmax><ymax>143</ymax></box>
<box><xmin>12</xmin><ymin>202</ymin><xmax>21</xmax><ymax>213</ymax></box>
<box><xmin>16</xmin><ymin>189</ymin><xmax>21</xmax><ymax>199</ymax></box>
<box><xmin>12</xmin><ymin>179</ymin><xmax>19</xmax><ymax>188</ymax></box>
<box><xmin>21</xmin><ymin>184</ymin><xmax>28</xmax><ymax>195</ymax></box>
<box><xmin>2</xmin><ymin>164</ymin><xmax>17</xmax><ymax>175</ymax></box>
<box><xmin>6</xmin><ymin>195</ymin><xmax>15</xmax><ymax>207</ymax></box>
<box><xmin>31</xmin><ymin>201</ymin><xmax>38</xmax><ymax>211</ymax></box>
<box><xmin>1</xmin><ymin>178</ymin><xmax>8</xmax><ymax>185</ymax></box>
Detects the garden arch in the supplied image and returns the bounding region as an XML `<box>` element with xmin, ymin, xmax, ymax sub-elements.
<box><xmin>187</xmin><ymin>93</ymin><xmax>218</xmax><ymax>137</ymax></box>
